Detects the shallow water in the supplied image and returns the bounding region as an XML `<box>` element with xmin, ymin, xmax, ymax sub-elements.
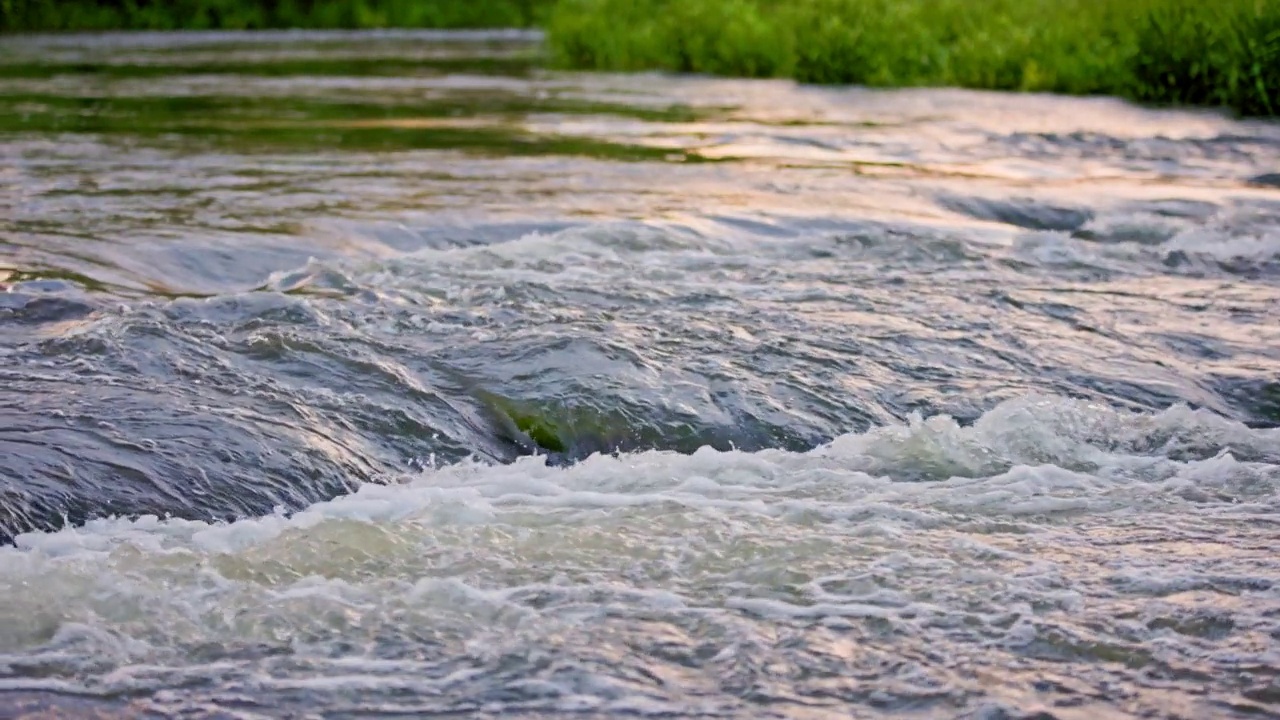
<box><xmin>2</xmin><ymin>30</ymin><xmax>1280</xmax><ymax>719</ymax></box>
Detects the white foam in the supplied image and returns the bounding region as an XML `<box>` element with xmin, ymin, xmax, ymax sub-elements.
<box><xmin>7</xmin><ymin>395</ymin><xmax>1276</xmax><ymax>558</ymax></box>
<box><xmin>1165</xmin><ymin>226</ymin><xmax>1280</xmax><ymax>263</ymax></box>
<box><xmin>0</xmin><ymin>394</ymin><xmax>1275</xmax><ymax>706</ymax></box>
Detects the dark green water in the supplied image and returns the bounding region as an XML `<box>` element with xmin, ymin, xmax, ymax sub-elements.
<box><xmin>2</xmin><ymin>30</ymin><xmax>1280</xmax><ymax>719</ymax></box>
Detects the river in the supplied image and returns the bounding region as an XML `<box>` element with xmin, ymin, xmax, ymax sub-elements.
<box><xmin>2</xmin><ymin>30</ymin><xmax>1279</xmax><ymax>719</ymax></box>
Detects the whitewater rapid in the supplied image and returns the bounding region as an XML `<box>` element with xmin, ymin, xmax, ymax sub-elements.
<box><xmin>3</xmin><ymin>29</ymin><xmax>1280</xmax><ymax>719</ymax></box>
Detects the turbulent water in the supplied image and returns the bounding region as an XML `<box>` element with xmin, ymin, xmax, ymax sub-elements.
<box><xmin>2</xmin><ymin>30</ymin><xmax>1280</xmax><ymax>719</ymax></box>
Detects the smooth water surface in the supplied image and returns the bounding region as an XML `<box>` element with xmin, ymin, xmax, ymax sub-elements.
<box><xmin>2</xmin><ymin>31</ymin><xmax>1280</xmax><ymax>719</ymax></box>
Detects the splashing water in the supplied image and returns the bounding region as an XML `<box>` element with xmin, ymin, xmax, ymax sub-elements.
<box><xmin>2</xmin><ymin>30</ymin><xmax>1279</xmax><ymax>719</ymax></box>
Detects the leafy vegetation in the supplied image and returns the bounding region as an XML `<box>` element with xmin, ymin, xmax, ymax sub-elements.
<box><xmin>546</xmin><ymin>0</ymin><xmax>1280</xmax><ymax>116</ymax></box>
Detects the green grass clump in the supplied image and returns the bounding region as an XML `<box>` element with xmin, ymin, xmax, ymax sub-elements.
<box><xmin>1128</xmin><ymin>0</ymin><xmax>1280</xmax><ymax>115</ymax></box>
<box><xmin>546</xmin><ymin>0</ymin><xmax>1280</xmax><ymax>116</ymax></box>
<box><xmin>0</xmin><ymin>0</ymin><xmax>552</xmax><ymax>31</ymax></box>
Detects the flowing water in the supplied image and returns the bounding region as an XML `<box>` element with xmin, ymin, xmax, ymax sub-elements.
<box><xmin>2</xmin><ymin>30</ymin><xmax>1280</xmax><ymax>719</ymax></box>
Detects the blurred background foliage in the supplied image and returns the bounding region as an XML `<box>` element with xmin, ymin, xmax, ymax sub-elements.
<box><xmin>0</xmin><ymin>0</ymin><xmax>549</xmax><ymax>30</ymax></box>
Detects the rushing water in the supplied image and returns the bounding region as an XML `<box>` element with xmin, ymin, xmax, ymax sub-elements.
<box><xmin>2</xmin><ymin>30</ymin><xmax>1280</xmax><ymax>719</ymax></box>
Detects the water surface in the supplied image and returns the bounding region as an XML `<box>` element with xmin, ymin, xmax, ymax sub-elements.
<box><xmin>2</xmin><ymin>30</ymin><xmax>1280</xmax><ymax>719</ymax></box>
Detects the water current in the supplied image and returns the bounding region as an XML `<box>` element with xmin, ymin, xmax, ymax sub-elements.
<box><xmin>2</xmin><ymin>30</ymin><xmax>1280</xmax><ymax>719</ymax></box>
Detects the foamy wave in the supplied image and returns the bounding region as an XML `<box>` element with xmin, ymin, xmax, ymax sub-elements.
<box><xmin>0</xmin><ymin>393</ymin><xmax>1276</xmax><ymax>711</ymax></box>
<box><xmin>10</xmin><ymin>395</ymin><xmax>1276</xmax><ymax>558</ymax></box>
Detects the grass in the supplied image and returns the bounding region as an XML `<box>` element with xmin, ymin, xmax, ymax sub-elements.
<box><xmin>545</xmin><ymin>0</ymin><xmax>1280</xmax><ymax>116</ymax></box>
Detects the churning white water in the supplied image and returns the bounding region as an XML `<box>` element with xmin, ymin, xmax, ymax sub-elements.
<box><xmin>2</xmin><ymin>30</ymin><xmax>1279</xmax><ymax>719</ymax></box>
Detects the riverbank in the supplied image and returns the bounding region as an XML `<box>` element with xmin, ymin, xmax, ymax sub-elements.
<box><xmin>3</xmin><ymin>0</ymin><xmax>1276</xmax><ymax>116</ymax></box>
<box><xmin>547</xmin><ymin>0</ymin><xmax>1279</xmax><ymax>117</ymax></box>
